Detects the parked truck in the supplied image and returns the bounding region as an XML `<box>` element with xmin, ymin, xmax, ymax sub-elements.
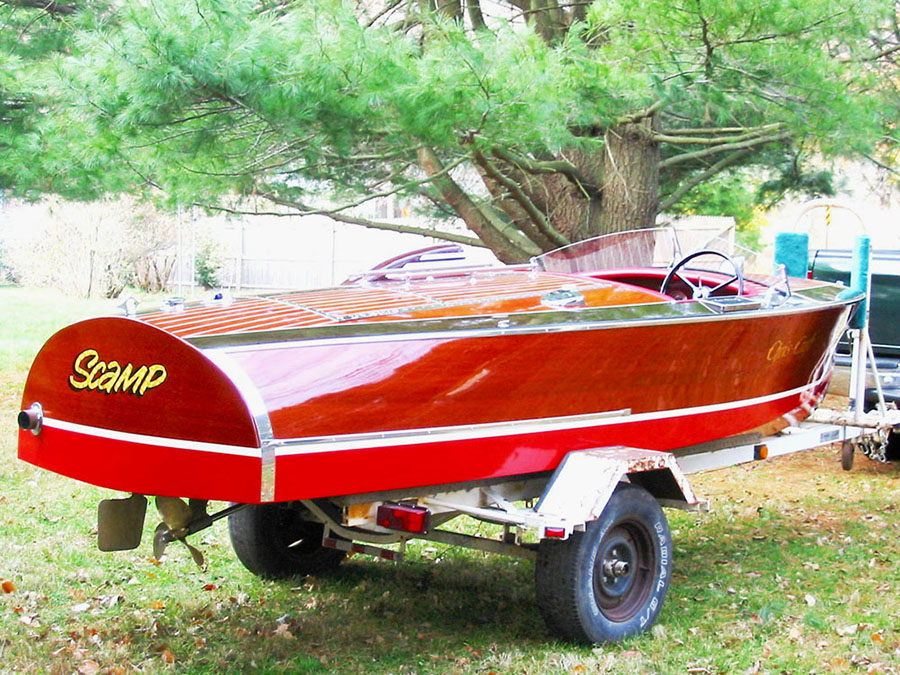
<box><xmin>810</xmin><ymin>248</ymin><xmax>900</xmax><ymax>411</ymax></box>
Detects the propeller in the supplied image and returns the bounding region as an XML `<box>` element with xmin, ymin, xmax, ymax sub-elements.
<box><xmin>153</xmin><ymin>497</ymin><xmax>209</xmax><ymax>570</ymax></box>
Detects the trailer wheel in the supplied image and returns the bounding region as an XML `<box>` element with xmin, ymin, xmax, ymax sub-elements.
<box><xmin>535</xmin><ymin>483</ymin><xmax>670</xmax><ymax>643</ymax></box>
<box><xmin>229</xmin><ymin>503</ymin><xmax>346</xmax><ymax>579</ymax></box>
<box><xmin>841</xmin><ymin>440</ymin><xmax>855</xmax><ymax>471</ymax></box>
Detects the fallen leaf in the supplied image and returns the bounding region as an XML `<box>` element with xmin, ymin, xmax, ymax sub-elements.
<box><xmin>872</xmin><ymin>632</ymin><xmax>885</xmax><ymax>644</ymax></box>
<box><xmin>1</xmin><ymin>580</ymin><xmax>14</xmax><ymax>593</ymax></box>
<box><xmin>77</xmin><ymin>660</ymin><xmax>100</xmax><ymax>675</ymax></box>
<box><xmin>150</xmin><ymin>600</ymin><xmax>165</xmax><ymax>610</ymax></box>
<box><xmin>572</xmin><ymin>665</ymin><xmax>586</xmax><ymax>674</ymax></box>
<box><xmin>804</xmin><ymin>594</ymin><xmax>816</xmax><ymax>607</ymax></box>
<box><xmin>274</xmin><ymin>623</ymin><xmax>294</xmax><ymax>640</ymax></box>
<box><xmin>762</xmin><ymin>643</ymin><xmax>772</xmax><ymax>658</ymax></box>
<box><xmin>18</xmin><ymin>613</ymin><xmax>38</xmax><ymax>626</ymax></box>
<box><xmin>161</xmin><ymin>649</ymin><xmax>175</xmax><ymax>664</ymax></box>
<box><xmin>789</xmin><ymin>624</ymin><xmax>804</xmax><ymax>641</ymax></box>
<box><xmin>837</xmin><ymin>624</ymin><xmax>860</xmax><ymax>637</ymax></box>
<box><xmin>202</xmin><ymin>584</ymin><xmax>219</xmax><ymax>591</ymax></box>
<box><xmin>71</xmin><ymin>602</ymin><xmax>91</xmax><ymax>614</ymax></box>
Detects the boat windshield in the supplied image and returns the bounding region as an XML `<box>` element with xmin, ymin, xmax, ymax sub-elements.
<box><xmin>532</xmin><ymin>228</ymin><xmax>682</xmax><ymax>274</ymax></box>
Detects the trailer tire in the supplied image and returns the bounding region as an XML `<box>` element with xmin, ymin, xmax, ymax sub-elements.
<box><xmin>229</xmin><ymin>503</ymin><xmax>346</xmax><ymax>579</ymax></box>
<box><xmin>535</xmin><ymin>483</ymin><xmax>671</xmax><ymax>644</ymax></box>
<box><xmin>841</xmin><ymin>440</ymin><xmax>855</xmax><ymax>471</ymax></box>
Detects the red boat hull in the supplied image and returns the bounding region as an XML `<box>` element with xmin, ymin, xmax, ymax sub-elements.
<box><xmin>19</xmin><ymin>300</ymin><xmax>847</xmax><ymax>503</ymax></box>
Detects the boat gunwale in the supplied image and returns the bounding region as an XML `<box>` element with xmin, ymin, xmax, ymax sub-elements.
<box><xmin>188</xmin><ymin>288</ymin><xmax>862</xmax><ymax>352</ymax></box>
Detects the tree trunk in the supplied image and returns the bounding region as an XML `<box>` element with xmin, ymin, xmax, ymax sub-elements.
<box><xmin>596</xmin><ymin>120</ymin><xmax>660</xmax><ymax>234</ymax></box>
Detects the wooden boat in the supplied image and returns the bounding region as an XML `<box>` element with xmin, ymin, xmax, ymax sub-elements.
<box><xmin>18</xmin><ymin>228</ymin><xmax>859</xmax><ymax>505</ymax></box>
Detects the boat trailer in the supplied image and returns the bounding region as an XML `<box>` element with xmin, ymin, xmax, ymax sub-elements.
<box><xmin>99</xmin><ymin>394</ymin><xmax>899</xmax><ymax>644</ymax></box>
<box><xmin>94</xmin><ymin>233</ymin><xmax>900</xmax><ymax>644</ymax></box>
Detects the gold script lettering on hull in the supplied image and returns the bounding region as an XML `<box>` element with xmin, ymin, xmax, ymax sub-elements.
<box><xmin>68</xmin><ymin>349</ymin><xmax>167</xmax><ymax>396</ymax></box>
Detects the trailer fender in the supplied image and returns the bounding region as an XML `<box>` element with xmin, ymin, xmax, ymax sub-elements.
<box><xmin>534</xmin><ymin>447</ymin><xmax>704</xmax><ymax>530</ymax></box>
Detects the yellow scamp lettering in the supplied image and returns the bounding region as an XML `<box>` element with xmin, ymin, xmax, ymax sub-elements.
<box><xmin>69</xmin><ymin>349</ymin><xmax>167</xmax><ymax>396</ymax></box>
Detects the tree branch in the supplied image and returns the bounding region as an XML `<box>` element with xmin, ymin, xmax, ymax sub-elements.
<box><xmin>466</xmin><ymin>0</ymin><xmax>486</xmax><ymax>30</ymax></box>
<box><xmin>864</xmin><ymin>153</ymin><xmax>900</xmax><ymax>177</ymax></box>
<box><xmin>474</xmin><ymin>150</ymin><xmax>569</xmax><ymax>248</ymax></box>
<box><xmin>210</xmin><ymin>195</ymin><xmax>488</xmax><ymax>248</ymax></box>
<box><xmin>658</xmin><ymin>148</ymin><xmax>753</xmax><ymax>212</ymax></box>
<box><xmin>654</xmin><ymin>124</ymin><xmax>783</xmax><ymax>144</ymax></box>
<box><xmin>613</xmin><ymin>101</ymin><xmax>664</xmax><ymax>126</ymax></box>
<box><xmin>659</xmin><ymin>131</ymin><xmax>792</xmax><ymax>169</ymax></box>
<box><xmin>418</xmin><ymin>147</ymin><xmax>538</xmax><ymax>262</ymax></box>
<box><xmin>491</xmin><ymin>146</ymin><xmax>602</xmax><ymax>200</ymax></box>
<box><xmin>659</xmin><ymin>125</ymin><xmax>775</xmax><ymax>135</ymax></box>
<box><xmin>1</xmin><ymin>0</ymin><xmax>77</xmax><ymax>16</ymax></box>
<box><xmin>860</xmin><ymin>42</ymin><xmax>900</xmax><ymax>62</ymax></box>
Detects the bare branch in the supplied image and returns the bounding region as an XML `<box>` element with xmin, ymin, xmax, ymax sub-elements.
<box><xmin>1</xmin><ymin>0</ymin><xmax>77</xmax><ymax>16</ymax></box>
<box><xmin>466</xmin><ymin>0</ymin><xmax>486</xmax><ymax>30</ymax></box>
<box><xmin>658</xmin><ymin>148</ymin><xmax>753</xmax><ymax>212</ymax></box>
<box><xmin>474</xmin><ymin>150</ymin><xmax>569</xmax><ymax>248</ymax></box>
<box><xmin>864</xmin><ymin>153</ymin><xmax>900</xmax><ymax>177</ymax></box>
<box><xmin>210</xmin><ymin>194</ymin><xmax>489</xmax><ymax>248</ymax></box>
<box><xmin>287</xmin><ymin>155</ymin><xmax>468</xmax><ymax>218</ymax></box>
<box><xmin>659</xmin><ymin>124</ymin><xmax>782</xmax><ymax>136</ymax></box>
<box><xmin>491</xmin><ymin>146</ymin><xmax>602</xmax><ymax>201</ymax></box>
<box><xmin>659</xmin><ymin>131</ymin><xmax>792</xmax><ymax>169</ymax></box>
<box><xmin>613</xmin><ymin>101</ymin><xmax>664</xmax><ymax>126</ymax></box>
<box><xmin>419</xmin><ymin>147</ymin><xmax>538</xmax><ymax>262</ymax></box>
<box><xmin>860</xmin><ymin>43</ymin><xmax>900</xmax><ymax>62</ymax></box>
<box><xmin>652</xmin><ymin>124</ymin><xmax>785</xmax><ymax>146</ymax></box>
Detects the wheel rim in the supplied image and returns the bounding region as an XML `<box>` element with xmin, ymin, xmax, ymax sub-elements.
<box><xmin>592</xmin><ymin>521</ymin><xmax>655</xmax><ymax>622</ymax></box>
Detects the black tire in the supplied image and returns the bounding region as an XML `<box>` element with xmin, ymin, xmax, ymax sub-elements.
<box><xmin>841</xmin><ymin>440</ymin><xmax>855</xmax><ymax>471</ymax></box>
<box><xmin>228</xmin><ymin>503</ymin><xmax>346</xmax><ymax>579</ymax></box>
<box><xmin>535</xmin><ymin>483</ymin><xmax>671</xmax><ymax>644</ymax></box>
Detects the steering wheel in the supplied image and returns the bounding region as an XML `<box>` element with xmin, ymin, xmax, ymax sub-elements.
<box><xmin>660</xmin><ymin>250</ymin><xmax>744</xmax><ymax>299</ymax></box>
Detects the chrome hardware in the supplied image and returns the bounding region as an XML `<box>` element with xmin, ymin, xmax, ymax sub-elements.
<box><xmin>17</xmin><ymin>402</ymin><xmax>43</xmax><ymax>436</ymax></box>
<box><xmin>118</xmin><ymin>296</ymin><xmax>139</xmax><ymax>317</ymax></box>
<box><xmin>541</xmin><ymin>288</ymin><xmax>586</xmax><ymax>309</ymax></box>
<box><xmin>162</xmin><ymin>297</ymin><xmax>186</xmax><ymax>313</ymax></box>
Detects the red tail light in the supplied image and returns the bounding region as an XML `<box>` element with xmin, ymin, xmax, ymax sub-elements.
<box><xmin>376</xmin><ymin>502</ymin><xmax>431</xmax><ymax>534</ymax></box>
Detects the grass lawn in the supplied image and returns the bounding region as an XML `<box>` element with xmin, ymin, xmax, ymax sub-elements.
<box><xmin>2</xmin><ymin>285</ymin><xmax>900</xmax><ymax>673</ymax></box>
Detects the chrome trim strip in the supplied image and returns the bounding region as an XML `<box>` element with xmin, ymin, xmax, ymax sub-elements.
<box><xmin>42</xmin><ymin>418</ymin><xmax>262</xmax><ymax>458</ymax></box>
<box><xmin>205</xmin><ymin>349</ymin><xmax>276</xmax><ymax>501</ymax></box>
<box><xmin>260</xmin><ymin>445</ymin><xmax>276</xmax><ymax>502</ymax></box>
<box><xmin>272</xmin><ymin>376</ymin><xmax>826</xmax><ymax>457</ymax></box>
<box><xmin>190</xmin><ymin>292</ymin><xmax>860</xmax><ymax>353</ymax></box>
